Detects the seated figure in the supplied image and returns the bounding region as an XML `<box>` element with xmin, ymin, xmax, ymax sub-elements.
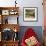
<box><xmin>21</xmin><ymin>28</ymin><xmax>41</xmax><ymax>46</ymax></box>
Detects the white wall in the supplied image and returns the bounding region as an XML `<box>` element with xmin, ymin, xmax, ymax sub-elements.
<box><xmin>0</xmin><ymin>0</ymin><xmax>44</xmax><ymax>26</ymax></box>
<box><xmin>18</xmin><ymin>0</ymin><xmax>44</xmax><ymax>26</ymax></box>
<box><xmin>0</xmin><ymin>0</ymin><xmax>15</xmax><ymax>7</ymax></box>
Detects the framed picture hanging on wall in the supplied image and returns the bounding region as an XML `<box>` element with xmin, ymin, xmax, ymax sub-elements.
<box><xmin>2</xmin><ymin>10</ymin><xmax>9</xmax><ymax>15</ymax></box>
<box><xmin>23</xmin><ymin>7</ymin><xmax>38</xmax><ymax>21</ymax></box>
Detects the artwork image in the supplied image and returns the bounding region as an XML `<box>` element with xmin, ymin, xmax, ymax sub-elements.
<box><xmin>23</xmin><ymin>7</ymin><xmax>38</xmax><ymax>21</ymax></box>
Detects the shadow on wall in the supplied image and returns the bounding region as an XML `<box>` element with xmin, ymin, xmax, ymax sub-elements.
<box><xmin>18</xmin><ymin>26</ymin><xmax>43</xmax><ymax>44</ymax></box>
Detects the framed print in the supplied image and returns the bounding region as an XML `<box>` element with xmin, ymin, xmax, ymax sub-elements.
<box><xmin>23</xmin><ymin>7</ymin><xmax>38</xmax><ymax>21</ymax></box>
<box><xmin>2</xmin><ymin>10</ymin><xmax>9</xmax><ymax>15</ymax></box>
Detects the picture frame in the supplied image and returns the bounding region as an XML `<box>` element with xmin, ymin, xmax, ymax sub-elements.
<box><xmin>2</xmin><ymin>10</ymin><xmax>9</xmax><ymax>15</ymax></box>
<box><xmin>23</xmin><ymin>7</ymin><xmax>38</xmax><ymax>21</ymax></box>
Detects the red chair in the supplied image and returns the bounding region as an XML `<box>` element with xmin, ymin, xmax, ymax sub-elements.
<box><xmin>21</xmin><ymin>28</ymin><xmax>41</xmax><ymax>46</ymax></box>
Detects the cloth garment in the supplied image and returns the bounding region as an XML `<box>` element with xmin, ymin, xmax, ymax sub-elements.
<box><xmin>21</xmin><ymin>28</ymin><xmax>41</xmax><ymax>46</ymax></box>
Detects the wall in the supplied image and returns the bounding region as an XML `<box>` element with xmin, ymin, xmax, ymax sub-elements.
<box><xmin>0</xmin><ymin>0</ymin><xmax>44</xmax><ymax>26</ymax></box>
<box><xmin>0</xmin><ymin>0</ymin><xmax>15</xmax><ymax>7</ymax></box>
<box><xmin>18</xmin><ymin>0</ymin><xmax>44</xmax><ymax>26</ymax></box>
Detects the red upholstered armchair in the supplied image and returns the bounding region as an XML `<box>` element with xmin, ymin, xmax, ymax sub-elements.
<box><xmin>21</xmin><ymin>28</ymin><xmax>41</xmax><ymax>46</ymax></box>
